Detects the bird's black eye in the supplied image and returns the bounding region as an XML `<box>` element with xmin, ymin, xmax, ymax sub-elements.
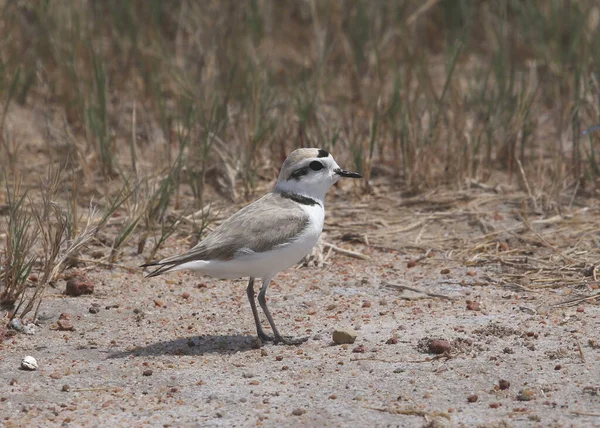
<box><xmin>309</xmin><ymin>161</ymin><xmax>324</xmax><ymax>171</ymax></box>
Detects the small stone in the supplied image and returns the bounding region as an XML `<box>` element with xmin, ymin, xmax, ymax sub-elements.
<box><xmin>49</xmin><ymin>371</ymin><xmax>62</xmax><ymax>379</ymax></box>
<box><xmin>181</xmin><ymin>292</ymin><xmax>190</xmax><ymax>299</ymax></box>
<box><xmin>352</xmin><ymin>345</ymin><xmax>366</xmax><ymax>353</ymax></box>
<box><xmin>57</xmin><ymin>319</ymin><xmax>74</xmax><ymax>331</ymax></box>
<box><xmin>517</xmin><ymin>388</ymin><xmax>534</xmax><ymax>401</ymax></box>
<box><xmin>361</xmin><ymin>301</ymin><xmax>371</xmax><ymax>308</ymax></box>
<box><xmin>62</xmin><ymin>385</ymin><xmax>70</xmax><ymax>392</ymax></box>
<box><xmin>9</xmin><ymin>378</ymin><xmax>17</xmax><ymax>385</ymax></box>
<box><xmin>260</xmin><ymin>349</ymin><xmax>268</xmax><ymax>357</ymax></box>
<box><xmin>65</xmin><ymin>275</ymin><xmax>94</xmax><ymax>296</ymax></box>
<box><xmin>499</xmin><ymin>379</ymin><xmax>510</xmax><ymax>390</ymax></box>
<box><xmin>154</xmin><ymin>299</ymin><xmax>164</xmax><ymax>307</ymax></box>
<box><xmin>440</xmin><ymin>268</ymin><xmax>451</xmax><ymax>274</ymax></box>
<box><xmin>386</xmin><ymin>336</ymin><xmax>399</xmax><ymax>345</ymax></box>
<box><xmin>292</xmin><ymin>408</ymin><xmax>306</xmax><ymax>416</ymax></box>
<box><xmin>332</xmin><ymin>329</ymin><xmax>358</xmax><ymax>345</ymax></box>
<box><xmin>466</xmin><ymin>301</ymin><xmax>481</xmax><ymax>311</ymax></box>
<box><xmin>242</xmin><ymin>373</ymin><xmax>255</xmax><ymax>378</ymax></box>
<box><xmin>20</xmin><ymin>356</ymin><xmax>38</xmax><ymax>371</ymax></box>
<box><xmin>142</xmin><ymin>369</ymin><xmax>153</xmax><ymax>377</ymax></box>
<box><xmin>329</xmin><ymin>394</ymin><xmax>337</xmax><ymax>399</ymax></box>
<box><xmin>554</xmin><ymin>364</ymin><xmax>561</xmax><ymax>370</ymax></box>
<box><xmin>9</xmin><ymin>318</ymin><xmax>36</xmax><ymax>335</ymax></box>
<box><xmin>88</xmin><ymin>307</ymin><xmax>100</xmax><ymax>314</ymax></box>
<box><xmin>428</xmin><ymin>339</ymin><xmax>452</xmax><ymax>354</ymax></box>
<box><xmin>466</xmin><ymin>270</ymin><xmax>477</xmax><ymax>276</ymax></box>
<box><xmin>407</xmin><ymin>260</ymin><xmax>417</xmax><ymax>268</ymax></box>
<box><xmin>467</xmin><ymin>394</ymin><xmax>478</xmax><ymax>403</ymax></box>
<box><xmin>489</xmin><ymin>402</ymin><xmax>501</xmax><ymax>409</ymax></box>
<box><xmin>275</xmin><ymin>355</ymin><xmax>284</xmax><ymax>361</ymax></box>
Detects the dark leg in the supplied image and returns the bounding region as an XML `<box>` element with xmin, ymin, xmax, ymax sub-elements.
<box><xmin>246</xmin><ymin>277</ymin><xmax>273</xmax><ymax>342</ymax></box>
<box><xmin>257</xmin><ymin>278</ymin><xmax>308</xmax><ymax>345</ymax></box>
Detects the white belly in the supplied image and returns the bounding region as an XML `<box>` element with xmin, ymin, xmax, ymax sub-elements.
<box><xmin>174</xmin><ymin>204</ymin><xmax>324</xmax><ymax>279</ymax></box>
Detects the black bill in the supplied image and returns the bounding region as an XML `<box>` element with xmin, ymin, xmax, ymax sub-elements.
<box><xmin>334</xmin><ymin>168</ymin><xmax>362</xmax><ymax>179</ymax></box>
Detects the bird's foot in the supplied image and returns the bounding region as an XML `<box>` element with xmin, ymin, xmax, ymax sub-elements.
<box><xmin>274</xmin><ymin>335</ymin><xmax>309</xmax><ymax>346</ymax></box>
<box><xmin>257</xmin><ymin>331</ymin><xmax>275</xmax><ymax>342</ymax></box>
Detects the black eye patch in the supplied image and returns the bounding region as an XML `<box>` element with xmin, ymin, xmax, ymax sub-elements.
<box><xmin>288</xmin><ymin>166</ymin><xmax>310</xmax><ymax>181</ymax></box>
<box><xmin>317</xmin><ymin>149</ymin><xmax>329</xmax><ymax>158</ymax></box>
<box><xmin>309</xmin><ymin>161</ymin><xmax>324</xmax><ymax>171</ymax></box>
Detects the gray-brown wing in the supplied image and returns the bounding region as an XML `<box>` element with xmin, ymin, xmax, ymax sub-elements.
<box><xmin>143</xmin><ymin>193</ymin><xmax>309</xmax><ymax>277</ymax></box>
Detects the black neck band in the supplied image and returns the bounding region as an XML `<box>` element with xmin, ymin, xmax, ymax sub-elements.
<box><xmin>279</xmin><ymin>191</ymin><xmax>321</xmax><ymax>206</ymax></box>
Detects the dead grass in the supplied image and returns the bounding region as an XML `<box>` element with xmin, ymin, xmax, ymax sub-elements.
<box><xmin>1</xmin><ymin>1</ymin><xmax>600</xmax><ymax>320</ymax></box>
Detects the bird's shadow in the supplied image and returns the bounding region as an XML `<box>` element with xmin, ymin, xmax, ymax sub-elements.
<box><xmin>108</xmin><ymin>334</ymin><xmax>260</xmax><ymax>359</ymax></box>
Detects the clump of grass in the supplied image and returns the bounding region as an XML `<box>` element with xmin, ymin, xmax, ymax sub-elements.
<box><xmin>0</xmin><ymin>180</ymin><xmax>37</xmax><ymax>308</ymax></box>
<box><xmin>18</xmin><ymin>170</ymin><xmax>98</xmax><ymax>321</ymax></box>
<box><xmin>2</xmin><ymin>169</ymin><xmax>98</xmax><ymax>321</ymax></box>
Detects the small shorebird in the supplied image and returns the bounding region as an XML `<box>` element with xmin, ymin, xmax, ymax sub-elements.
<box><xmin>142</xmin><ymin>148</ymin><xmax>361</xmax><ymax>345</ymax></box>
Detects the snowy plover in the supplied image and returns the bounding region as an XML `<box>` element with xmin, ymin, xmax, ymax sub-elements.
<box><xmin>142</xmin><ymin>148</ymin><xmax>361</xmax><ymax>345</ymax></box>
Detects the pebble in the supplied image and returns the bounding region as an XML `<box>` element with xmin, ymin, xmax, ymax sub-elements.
<box><xmin>352</xmin><ymin>345</ymin><xmax>366</xmax><ymax>353</ymax></box>
<box><xmin>292</xmin><ymin>408</ymin><xmax>306</xmax><ymax>416</ymax></box>
<box><xmin>142</xmin><ymin>369</ymin><xmax>153</xmax><ymax>376</ymax></box>
<box><xmin>9</xmin><ymin>319</ymin><xmax>36</xmax><ymax>335</ymax></box>
<box><xmin>21</xmin><ymin>356</ymin><xmax>38</xmax><ymax>371</ymax></box>
<box><xmin>517</xmin><ymin>388</ymin><xmax>534</xmax><ymax>401</ymax></box>
<box><xmin>499</xmin><ymin>379</ymin><xmax>510</xmax><ymax>390</ymax></box>
<box><xmin>466</xmin><ymin>301</ymin><xmax>481</xmax><ymax>311</ymax></box>
<box><xmin>332</xmin><ymin>329</ymin><xmax>358</xmax><ymax>345</ymax></box>
<box><xmin>65</xmin><ymin>275</ymin><xmax>94</xmax><ymax>296</ymax></box>
<box><xmin>89</xmin><ymin>307</ymin><xmax>100</xmax><ymax>314</ymax></box>
<box><xmin>62</xmin><ymin>385</ymin><xmax>70</xmax><ymax>392</ymax></box>
<box><xmin>467</xmin><ymin>394</ymin><xmax>478</xmax><ymax>403</ymax></box>
<box><xmin>49</xmin><ymin>371</ymin><xmax>62</xmax><ymax>379</ymax></box>
<box><xmin>428</xmin><ymin>339</ymin><xmax>452</xmax><ymax>354</ymax></box>
<box><xmin>57</xmin><ymin>313</ymin><xmax>74</xmax><ymax>331</ymax></box>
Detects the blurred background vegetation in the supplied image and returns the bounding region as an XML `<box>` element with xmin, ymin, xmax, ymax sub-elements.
<box><xmin>1</xmin><ymin>0</ymin><xmax>600</xmax><ymax>314</ymax></box>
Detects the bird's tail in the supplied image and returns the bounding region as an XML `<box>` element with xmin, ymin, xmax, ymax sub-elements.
<box><xmin>140</xmin><ymin>261</ymin><xmax>179</xmax><ymax>278</ymax></box>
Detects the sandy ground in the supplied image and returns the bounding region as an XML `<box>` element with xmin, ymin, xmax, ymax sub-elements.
<box><xmin>1</xmin><ymin>189</ymin><xmax>600</xmax><ymax>427</ymax></box>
